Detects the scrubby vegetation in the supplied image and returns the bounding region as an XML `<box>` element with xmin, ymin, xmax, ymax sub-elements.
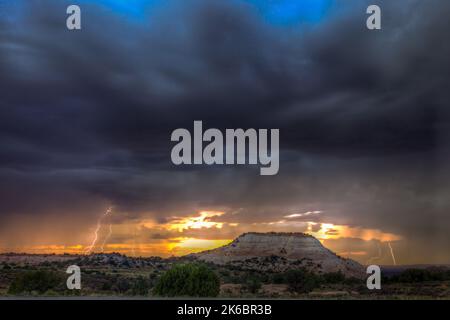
<box><xmin>8</xmin><ymin>270</ymin><xmax>63</xmax><ymax>295</ymax></box>
<box><xmin>1</xmin><ymin>255</ymin><xmax>449</xmax><ymax>299</ymax></box>
<box><xmin>154</xmin><ymin>263</ymin><xmax>220</xmax><ymax>297</ymax></box>
<box><xmin>385</xmin><ymin>268</ymin><xmax>450</xmax><ymax>283</ymax></box>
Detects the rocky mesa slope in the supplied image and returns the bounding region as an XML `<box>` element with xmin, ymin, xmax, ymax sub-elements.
<box><xmin>192</xmin><ymin>232</ymin><xmax>365</xmax><ymax>278</ymax></box>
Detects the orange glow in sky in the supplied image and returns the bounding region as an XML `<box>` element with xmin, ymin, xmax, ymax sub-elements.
<box><xmin>0</xmin><ymin>210</ymin><xmax>402</xmax><ymax>261</ymax></box>
<box><xmin>307</xmin><ymin>222</ymin><xmax>401</xmax><ymax>242</ymax></box>
<box><xmin>166</xmin><ymin>238</ymin><xmax>232</xmax><ymax>256</ymax></box>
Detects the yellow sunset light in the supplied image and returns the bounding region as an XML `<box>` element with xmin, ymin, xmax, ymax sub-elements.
<box><xmin>168</xmin><ymin>211</ymin><xmax>225</xmax><ymax>232</ymax></box>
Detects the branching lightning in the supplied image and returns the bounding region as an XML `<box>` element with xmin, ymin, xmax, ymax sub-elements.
<box><xmin>84</xmin><ymin>207</ymin><xmax>113</xmax><ymax>254</ymax></box>
<box><xmin>388</xmin><ymin>242</ymin><xmax>397</xmax><ymax>266</ymax></box>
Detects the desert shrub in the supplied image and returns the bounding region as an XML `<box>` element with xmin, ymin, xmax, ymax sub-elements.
<box><xmin>244</xmin><ymin>275</ymin><xmax>262</xmax><ymax>294</ymax></box>
<box><xmin>225</xmin><ymin>274</ymin><xmax>240</xmax><ymax>283</ymax></box>
<box><xmin>391</xmin><ymin>268</ymin><xmax>450</xmax><ymax>283</ymax></box>
<box><xmin>131</xmin><ymin>276</ymin><xmax>151</xmax><ymax>296</ymax></box>
<box><xmin>121</xmin><ymin>260</ymin><xmax>131</xmax><ymax>268</ymax></box>
<box><xmin>101</xmin><ymin>281</ymin><xmax>112</xmax><ymax>291</ymax></box>
<box><xmin>114</xmin><ymin>278</ymin><xmax>131</xmax><ymax>293</ymax></box>
<box><xmin>219</xmin><ymin>269</ymin><xmax>231</xmax><ymax>279</ymax></box>
<box><xmin>322</xmin><ymin>271</ymin><xmax>345</xmax><ymax>284</ymax></box>
<box><xmin>153</xmin><ymin>263</ymin><xmax>220</xmax><ymax>297</ymax></box>
<box><xmin>8</xmin><ymin>270</ymin><xmax>62</xmax><ymax>295</ymax></box>
<box><xmin>402</xmin><ymin>269</ymin><xmax>429</xmax><ymax>282</ymax></box>
<box><xmin>271</xmin><ymin>273</ymin><xmax>286</xmax><ymax>284</ymax></box>
<box><xmin>344</xmin><ymin>276</ymin><xmax>361</xmax><ymax>285</ymax></box>
<box><xmin>148</xmin><ymin>272</ymin><xmax>160</xmax><ymax>287</ymax></box>
<box><xmin>285</xmin><ymin>268</ymin><xmax>320</xmax><ymax>293</ymax></box>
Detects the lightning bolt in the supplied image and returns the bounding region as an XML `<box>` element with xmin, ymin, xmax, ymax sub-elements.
<box><xmin>388</xmin><ymin>242</ymin><xmax>397</xmax><ymax>266</ymax></box>
<box><xmin>84</xmin><ymin>207</ymin><xmax>112</xmax><ymax>254</ymax></box>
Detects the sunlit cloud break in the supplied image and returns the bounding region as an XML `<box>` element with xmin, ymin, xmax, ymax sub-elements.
<box><xmin>167</xmin><ymin>211</ymin><xmax>225</xmax><ymax>232</ymax></box>
<box><xmin>284</xmin><ymin>211</ymin><xmax>322</xmax><ymax>219</ymax></box>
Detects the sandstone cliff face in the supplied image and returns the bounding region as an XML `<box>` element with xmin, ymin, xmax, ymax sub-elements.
<box><xmin>192</xmin><ymin>232</ymin><xmax>365</xmax><ymax>278</ymax></box>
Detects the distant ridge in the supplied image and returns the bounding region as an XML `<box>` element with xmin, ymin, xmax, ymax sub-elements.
<box><xmin>191</xmin><ymin>232</ymin><xmax>365</xmax><ymax>278</ymax></box>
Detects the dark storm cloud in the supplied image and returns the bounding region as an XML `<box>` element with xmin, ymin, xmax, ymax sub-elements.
<box><xmin>0</xmin><ymin>0</ymin><xmax>449</xmax><ymax>262</ymax></box>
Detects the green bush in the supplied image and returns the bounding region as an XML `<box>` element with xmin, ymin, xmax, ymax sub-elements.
<box><xmin>322</xmin><ymin>271</ymin><xmax>345</xmax><ymax>284</ymax></box>
<box><xmin>271</xmin><ymin>273</ymin><xmax>286</xmax><ymax>284</ymax></box>
<box><xmin>153</xmin><ymin>263</ymin><xmax>220</xmax><ymax>297</ymax></box>
<box><xmin>391</xmin><ymin>268</ymin><xmax>450</xmax><ymax>283</ymax></box>
<box><xmin>285</xmin><ymin>268</ymin><xmax>320</xmax><ymax>293</ymax></box>
<box><xmin>8</xmin><ymin>270</ymin><xmax>62</xmax><ymax>295</ymax></box>
<box><xmin>131</xmin><ymin>276</ymin><xmax>151</xmax><ymax>296</ymax></box>
<box><xmin>114</xmin><ymin>278</ymin><xmax>131</xmax><ymax>293</ymax></box>
<box><xmin>343</xmin><ymin>276</ymin><xmax>361</xmax><ymax>285</ymax></box>
<box><xmin>244</xmin><ymin>275</ymin><xmax>262</xmax><ymax>294</ymax></box>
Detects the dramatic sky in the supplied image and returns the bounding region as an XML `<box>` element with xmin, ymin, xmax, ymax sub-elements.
<box><xmin>0</xmin><ymin>0</ymin><xmax>449</xmax><ymax>265</ymax></box>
